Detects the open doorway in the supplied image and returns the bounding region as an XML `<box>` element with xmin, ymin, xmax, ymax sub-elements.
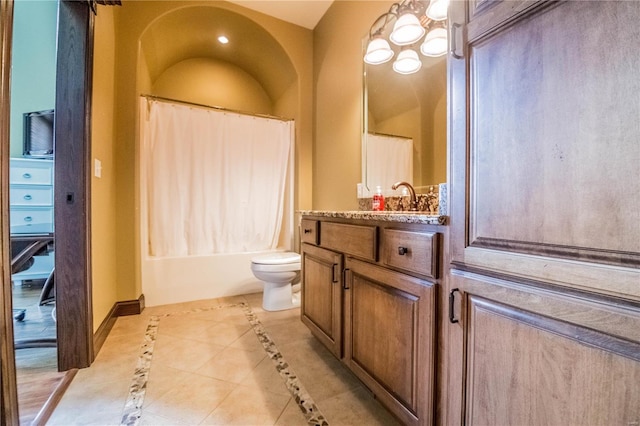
<box><xmin>1</xmin><ymin>0</ymin><xmax>95</xmax><ymax>423</ymax></box>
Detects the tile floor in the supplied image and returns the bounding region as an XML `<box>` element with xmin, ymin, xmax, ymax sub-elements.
<box><xmin>47</xmin><ymin>292</ymin><xmax>401</xmax><ymax>425</ymax></box>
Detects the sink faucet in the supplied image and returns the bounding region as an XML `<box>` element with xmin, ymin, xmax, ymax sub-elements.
<box><xmin>391</xmin><ymin>181</ymin><xmax>418</xmax><ymax>211</ymax></box>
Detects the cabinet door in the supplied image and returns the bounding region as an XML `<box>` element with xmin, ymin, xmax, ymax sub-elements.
<box><xmin>447</xmin><ymin>0</ymin><xmax>640</xmax><ymax>424</ymax></box>
<box><xmin>301</xmin><ymin>243</ymin><xmax>343</xmax><ymax>358</ymax></box>
<box><xmin>344</xmin><ymin>257</ymin><xmax>436</xmax><ymax>426</ymax></box>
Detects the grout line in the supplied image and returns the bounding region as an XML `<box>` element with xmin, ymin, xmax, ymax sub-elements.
<box><xmin>118</xmin><ymin>300</ymin><xmax>328</xmax><ymax>426</ymax></box>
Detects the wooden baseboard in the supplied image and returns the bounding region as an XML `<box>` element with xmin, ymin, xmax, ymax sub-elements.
<box><xmin>93</xmin><ymin>294</ymin><xmax>145</xmax><ymax>355</ymax></box>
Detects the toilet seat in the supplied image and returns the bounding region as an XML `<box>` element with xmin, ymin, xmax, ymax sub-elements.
<box><xmin>251</xmin><ymin>252</ymin><xmax>300</xmax><ymax>265</ymax></box>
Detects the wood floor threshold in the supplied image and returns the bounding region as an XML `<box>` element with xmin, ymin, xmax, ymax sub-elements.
<box><xmin>30</xmin><ymin>368</ymin><xmax>78</xmax><ymax>426</ymax></box>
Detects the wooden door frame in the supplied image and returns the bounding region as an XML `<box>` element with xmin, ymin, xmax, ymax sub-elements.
<box><xmin>1</xmin><ymin>0</ymin><xmax>94</xmax><ymax>422</ymax></box>
<box><xmin>54</xmin><ymin>0</ymin><xmax>94</xmax><ymax>371</ymax></box>
<box><xmin>1</xmin><ymin>1</ymin><xmax>19</xmax><ymax>423</ymax></box>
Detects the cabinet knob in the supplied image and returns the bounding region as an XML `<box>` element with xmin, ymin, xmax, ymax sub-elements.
<box><xmin>24</xmin><ymin>216</ymin><xmax>33</xmax><ymax>222</ymax></box>
<box><xmin>304</xmin><ymin>228</ymin><xmax>312</xmax><ymax>234</ymax></box>
<box><xmin>23</xmin><ymin>194</ymin><xmax>32</xmax><ymax>201</ymax></box>
<box><xmin>22</xmin><ymin>173</ymin><xmax>32</xmax><ymax>179</ymax></box>
<box><xmin>398</xmin><ymin>246</ymin><xmax>408</xmax><ymax>255</ymax></box>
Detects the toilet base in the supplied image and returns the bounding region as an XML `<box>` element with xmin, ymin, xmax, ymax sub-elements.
<box><xmin>262</xmin><ymin>282</ymin><xmax>301</xmax><ymax>311</ymax></box>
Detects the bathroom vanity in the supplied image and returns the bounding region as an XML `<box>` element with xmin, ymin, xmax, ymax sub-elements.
<box><xmin>299</xmin><ymin>211</ymin><xmax>447</xmax><ymax>426</ymax></box>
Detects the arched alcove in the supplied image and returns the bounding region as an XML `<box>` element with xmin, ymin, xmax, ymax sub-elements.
<box><xmin>138</xmin><ymin>5</ymin><xmax>297</xmax><ymax>116</ymax></box>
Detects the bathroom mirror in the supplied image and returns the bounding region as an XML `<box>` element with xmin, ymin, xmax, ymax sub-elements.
<box><xmin>362</xmin><ymin>42</ymin><xmax>447</xmax><ymax>195</ymax></box>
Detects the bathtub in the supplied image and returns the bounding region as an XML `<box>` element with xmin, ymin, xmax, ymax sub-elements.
<box><xmin>141</xmin><ymin>249</ymin><xmax>285</xmax><ymax>307</ymax></box>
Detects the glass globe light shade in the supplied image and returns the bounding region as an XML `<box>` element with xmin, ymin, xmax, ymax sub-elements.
<box><xmin>393</xmin><ymin>49</ymin><xmax>422</xmax><ymax>74</ymax></box>
<box><xmin>420</xmin><ymin>27</ymin><xmax>447</xmax><ymax>57</ymax></box>
<box><xmin>364</xmin><ymin>37</ymin><xmax>394</xmax><ymax>64</ymax></box>
<box><xmin>425</xmin><ymin>0</ymin><xmax>449</xmax><ymax>21</ymax></box>
<box><xmin>389</xmin><ymin>12</ymin><xmax>426</xmax><ymax>46</ymax></box>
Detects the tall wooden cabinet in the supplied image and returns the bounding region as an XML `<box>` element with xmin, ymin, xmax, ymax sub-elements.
<box><xmin>446</xmin><ymin>0</ymin><xmax>640</xmax><ymax>424</ymax></box>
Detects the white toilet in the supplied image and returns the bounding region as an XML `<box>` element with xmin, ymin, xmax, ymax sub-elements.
<box><xmin>250</xmin><ymin>251</ymin><xmax>301</xmax><ymax>311</ymax></box>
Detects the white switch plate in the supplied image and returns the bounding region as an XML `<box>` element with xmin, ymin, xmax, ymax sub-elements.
<box><xmin>94</xmin><ymin>159</ymin><xmax>102</xmax><ymax>178</ymax></box>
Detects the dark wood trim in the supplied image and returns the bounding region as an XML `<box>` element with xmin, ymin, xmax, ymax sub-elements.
<box><xmin>0</xmin><ymin>0</ymin><xmax>19</xmax><ymax>424</ymax></box>
<box><xmin>470</xmin><ymin>236</ymin><xmax>640</xmax><ymax>268</ymax></box>
<box><xmin>93</xmin><ymin>295</ymin><xmax>145</xmax><ymax>355</ymax></box>
<box><xmin>115</xmin><ymin>293</ymin><xmax>145</xmax><ymax>317</ymax></box>
<box><xmin>30</xmin><ymin>368</ymin><xmax>78</xmax><ymax>426</ymax></box>
<box><xmin>54</xmin><ymin>0</ymin><xmax>95</xmax><ymax>371</ymax></box>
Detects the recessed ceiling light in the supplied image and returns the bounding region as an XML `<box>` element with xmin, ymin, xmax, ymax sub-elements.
<box><xmin>218</xmin><ymin>36</ymin><xmax>229</xmax><ymax>44</ymax></box>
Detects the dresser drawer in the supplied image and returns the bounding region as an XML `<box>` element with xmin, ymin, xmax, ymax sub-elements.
<box><xmin>10</xmin><ymin>161</ymin><xmax>53</xmax><ymax>185</ymax></box>
<box><xmin>10</xmin><ymin>208</ymin><xmax>54</xmax><ymax>234</ymax></box>
<box><xmin>382</xmin><ymin>229</ymin><xmax>439</xmax><ymax>279</ymax></box>
<box><xmin>10</xmin><ymin>186</ymin><xmax>53</xmax><ymax>207</ymax></box>
<box><xmin>301</xmin><ymin>219</ymin><xmax>319</xmax><ymax>245</ymax></box>
<box><xmin>321</xmin><ymin>222</ymin><xmax>377</xmax><ymax>261</ymax></box>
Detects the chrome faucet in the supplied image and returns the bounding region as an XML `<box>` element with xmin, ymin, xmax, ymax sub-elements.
<box><xmin>391</xmin><ymin>181</ymin><xmax>418</xmax><ymax>211</ymax></box>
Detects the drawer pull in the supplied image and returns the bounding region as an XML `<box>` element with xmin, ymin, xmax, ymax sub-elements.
<box><xmin>398</xmin><ymin>246</ymin><xmax>409</xmax><ymax>255</ymax></box>
<box><xmin>303</xmin><ymin>228</ymin><xmax>312</xmax><ymax>234</ymax></box>
<box><xmin>24</xmin><ymin>216</ymin><xmax>33</xmax><ymax>222</ymax></box>
<box><xmin>449</xmin><ymin>288</ymin><xmax>460</xmax><ymax>324</ymax></box>
<box><xmin>23</xmin><ymin>194</ymin><xmax>33</xmax><ymax>201</ymax></box>
<box><xmin>22</xmin><ymin>173</ymin><xmax>32</xmax><ymax>179</ymax></box>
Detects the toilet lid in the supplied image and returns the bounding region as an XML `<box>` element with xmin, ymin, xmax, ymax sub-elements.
<box><xmin>251</xmin><ymin>252</ymin><xmax>301</xmax><ymax>265</ymax></box>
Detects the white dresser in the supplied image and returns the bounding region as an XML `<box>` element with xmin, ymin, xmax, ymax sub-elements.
<box><xmin>10</xmin><ymin>157</ymin><xmax>54</xmax><ymax>234</ymax></box>
<box><xmin>10</xmin><ymin>157</ymin><xmax>54</xmax><ymax>282</ymax></box>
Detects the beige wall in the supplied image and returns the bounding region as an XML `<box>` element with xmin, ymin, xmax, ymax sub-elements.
<box><xmin>313</xmin><ymin>1</ymin><xmax>395</xmax><ymax>210</ymax></box>
<box><xmin>91</xmin><ymin>5</ymin><xmax>118</xmax><ymax>330</ymax></box>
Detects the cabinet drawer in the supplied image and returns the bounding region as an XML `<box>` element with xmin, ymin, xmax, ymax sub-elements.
<box><xmin>300</xmin><ymin>219</ymin><xmax>319</xmax><ymax>245</ymax></box>
<box><xmin>383</xmin><ymin>229</ymin><xmax>439</xmax><ymax>279</ymax></box>
<box><xmin>10</xmin><ymin>161</ymin><xmax>53</xmax><ymax>185</ymax></box>
<box><xmin>10</xmin><ymin>208</ymin><xmax>54</xmax><ymax>234</ymax></box>
<box><xmin>10</xmin><ymin>186</ymin><xmax>53</xmax><ymax>207</ymax></box>
<box><xmin>321</xmin><ymin>222</ymin><xmax>377</xmax><ymax>261</ymax></box>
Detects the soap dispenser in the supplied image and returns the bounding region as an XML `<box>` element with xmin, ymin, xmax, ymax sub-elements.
<box><xmin>372</xmin><ymin>185</ymin><xmax>385</xmax><ymax>211</ymax></box>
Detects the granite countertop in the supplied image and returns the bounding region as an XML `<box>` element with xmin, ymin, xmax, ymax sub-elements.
<box><xmin>299</xmin><ymin>210</ymin><xmax>447</xmax><ymax>225</ymax></box>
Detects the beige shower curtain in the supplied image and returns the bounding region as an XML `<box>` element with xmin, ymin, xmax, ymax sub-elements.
<box><xmin>140</xmin><ymin>98</ymin><xmax>293</xmax><ymax>257</ymax></box>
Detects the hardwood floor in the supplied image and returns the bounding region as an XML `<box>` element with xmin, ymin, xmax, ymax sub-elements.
<box><xmin>13</xmin><ymin>280</ymin><xmax>64</xmax><ymax>424</ymax></box>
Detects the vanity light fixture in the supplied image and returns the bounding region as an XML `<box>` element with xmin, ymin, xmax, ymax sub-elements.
<box><xmin>363</xmin><ymin>0</ymin><xmax>449</xmax><ymax>73</ymax></box>
<box><xmin>393</xmin><ymin>48</ymin><xmax>423</xmax><ymax>74</ymax></box>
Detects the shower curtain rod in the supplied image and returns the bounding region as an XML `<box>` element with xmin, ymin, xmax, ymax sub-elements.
<box><xmin>140</xmin><ymin>94</ymin><xmax>293</xmax><ymax>122</ymax></box>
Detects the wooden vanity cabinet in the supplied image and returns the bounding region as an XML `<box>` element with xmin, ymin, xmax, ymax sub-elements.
<box><xmin>300</xmin><ymin>242</ymin><xmax>343</xmax><ymax>358</ymax></box>
<box><xmin>344</xmin><ymin>257</ymin><xmax>436</xmax><ymax>426</ymax></box>
<box><xmin>300</xmin><ymin>216</ymin><xmax>444</xmax><ymax>426</ymax></box>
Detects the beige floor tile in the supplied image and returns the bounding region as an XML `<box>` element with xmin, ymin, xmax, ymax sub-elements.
<box><xmin>278</xmin><ymin>337</ymin><xmax>362</xmax><ymax>403</ymax></box>
<box><xmin>159</xmin><ymin>315</ymin><xmax>251</xmax><ymax>346</ymax></box>
<box><xmin>144</xmin><ymin>373</ymin><xmax>237</xmax><ymax>425</ymax></box>
<box><xmin>48</xmin><ymin>294</ymin><xmax>401</xmax><ymax>425</ymax></box>
<box><xmin>47</xmin><ymin>376</ymin><xmax>131</xmax><ymax>425</ymax></box>
<box><xmin>108</xmin><ymin>314</ymin><xmax>154</xmax><ymax>338</ymax></box>
<box><xmin>142</xmin><ymin>364</ymin><xmax>200</xmax><ymax>409</ymax></box>
<box><xmin>200</xmin><ymin>384</ymin><xmax>291</xmax><ymax>425</ymax></box>
<box><xmin>229</xmin><ymin>327</ymin><xmax>267</xmax><ymax>352</ymax></box>
<box><xmin>196</xmin><ymin>345</ymin><xmax>267</xmax><ymax>384</ymax></box>
<box><xmin>275</xmin><ymin>398</ymin><xmax>309</xmax><ymax>425</ymax></box>
<box><xmin>263</xmin><ymin>316</ymin><xmax>314</xmax><ymax>347</ymax></box>
<box><xmin>320</xmin><ymin>385</ymin><xmax>402</xmax><ymax>425</ymax></box>
<box><xmin>152</xmin><ymin>333</ymin><xmax>226</xmax><ymax>372</ymax></box>
<box><xmin>239</xmin><ymin>356</ymin><xmax>290</xmax><ymax>396</ymax></box>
